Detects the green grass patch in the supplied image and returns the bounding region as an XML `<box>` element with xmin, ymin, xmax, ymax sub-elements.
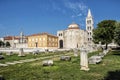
<box><xmin>88</xmin><ymin>51</ymin><xmax>100</xmax><ymax>57</ymax></box>
<box><xmin>0</xmin><ymin>51</ymin><xmax>72</xmax><ymax>63</ymax></box>
<box><xmin>0</xmin><ymin>50</ymin><xmax>120</xmax><ymax>80</ymax></box>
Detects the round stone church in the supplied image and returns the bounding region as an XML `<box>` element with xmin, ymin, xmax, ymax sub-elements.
<box><xmin>57</xmin><ymin>9</ymin><xmax>94</xmax><ymax>49</ymax></box>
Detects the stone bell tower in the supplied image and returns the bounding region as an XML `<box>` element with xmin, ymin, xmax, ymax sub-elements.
<box><xmin>86</xmin><ymin>9</ymin><xmax>94</xmax><ymax>45</ymax></box>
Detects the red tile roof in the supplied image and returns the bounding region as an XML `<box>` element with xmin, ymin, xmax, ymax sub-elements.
<box><xmin>28</xmin><ymin>33</ymin><xmax>58</xmax><ymax>38</ymax></box>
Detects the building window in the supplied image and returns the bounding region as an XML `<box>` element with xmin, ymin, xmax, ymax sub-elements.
<box><xmin>90</xmin><ymin>26</ymin><xmax>91</xmax><ymax>30</ymax></box>
<box><xmin>59</xmin><ymin>33</ymin><xmax>62</xmax><ymax>36</ymax></box>
<box><xmin>52</xmin><ymin>43</ymin><xmax>54</xmax><ymax>46</ymax></box>
<box><xmin>48</xmin><ymin>37</ymin><xmax>50</xmax><ymax>41</ymax></box>
<box><xmin>29</xmin><ymin>39</ymin><xmax>31</xmax><ymax>42</ymax></box>
<box><xmin>59</xmin><ymin>34</ymin><xmax>61</xmax><ymax>36</ymax></box>
<box><xmin>90</xmin><ymin>38</ymin><xmax>92</xmax><ymax>41</ymax></box>
<box><xmin>32</xmin><ymin>38</ymin><xmax>34</xmax><ymax>41</ymax></box>
<box><xmin>53</xmin><ymin>38</ymin><xmax>54</xmax><ymax>41</ymax></box>
<box><xmin>48</xmin><ymin>43</ymin><xmax>50</xmax><ymax>46</ymax></box>
<box><xmin>39</xmin><ymin>38</ymin><xmax>41</xmax><ymax>41</ymax></box>
<box><xmin>87</xmin><ymin>27</ymin><xmax>89</xmax><ymax>30</ymax></box>
<box><xmin>43</xmin><ymin>38</ymin><xmax>45</xmax><ymax>41</ymax></box>
<box><xmin>90</xmin><ymin>32</ymin><xmax>91</xmax><ymax>35</ymax></box>
<box><xmin>87</xmin><ymin>20</ymin><xmax>91</xmax><ymax>24</ymax></box>
<box><xmin>61</xmin><ymin>33</ymin><xmax>62</xmax><ymax>36</ymax></box>
<box><xmin>36</xmin><ymin>38</ymin><xmax>38</xmax><ymax>41</ymax></box>
<box><xmin>29</xmin><ymin>44</ymin><xmax>31</xmax><ymax>47</ymax></box>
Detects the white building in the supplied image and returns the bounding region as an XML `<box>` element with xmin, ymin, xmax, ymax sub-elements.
<box><xmin>3</xmin><ymin>32</ymin><xmax>28</xmax><ymax>48</ymax></box>
<box><xmin>57</xmin><ymin>9</ymin><xmax>94</xmax><ymax>49</ymax></box>
<box><xmin>0</xmin><ymin>38</ymin><xmax>4</xmax><ymax>41</ymax></box>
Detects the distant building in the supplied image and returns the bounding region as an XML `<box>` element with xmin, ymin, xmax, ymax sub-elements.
<box><xmin>3</xmin><ymin>32</ymin><xmax>28</xmax><ymax>48</ymax></box>
<box><xmin>4</xmin><ymin>36</ymin><xmax>19</xmax><ymax>48</ymax></box>
<box><xmin>15</xmin><ymin>32</ymin><xmax>28</xmax><ymax>48</ymax></box>
<box><xmin>0</xmin><ymin>37</ymin><xmax>4</xmax><ymax>42</ymax></box>
<box><xmin>28</xmin><ymin>33</ymin><xmax>58</xmax><ymax>49</ymax></box>
<box><xmin>57</xmin><ymin>9</ymin><xmax>94</xmax><ymax>49</ymax></box>
<box><xmin>19</xmin><ymin>32</ymin><xmax>27</xmax><ymax>43</ymax></box>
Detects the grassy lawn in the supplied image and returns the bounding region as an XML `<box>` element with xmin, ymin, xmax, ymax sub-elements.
<box><xmin>0</xmin><ymin>51</ymin><xmax>72</xmax><ymax>63</ymax></box>
<box><xmin>0</xmin><ymin>50</ymin><xmax>120</xmax><ymax>80</ymax></box>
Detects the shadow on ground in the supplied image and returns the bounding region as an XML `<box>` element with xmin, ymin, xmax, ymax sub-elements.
<box><xmin>113</xmin><ymin>53</ymin><xmax>120</xmax><ymax>56</ymax></box>
<box><xmin>103</xmin><ymin>70</ymin><xmax>120</xmax><ymax>80</ymax></box>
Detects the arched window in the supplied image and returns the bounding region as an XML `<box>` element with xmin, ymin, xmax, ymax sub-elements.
<box><xmin>90</xmin><ymin>32</ymin><xmax>91</xmax><ymax>35</ymax></box>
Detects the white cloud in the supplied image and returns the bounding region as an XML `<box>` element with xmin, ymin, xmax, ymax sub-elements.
<box><xmin>64</xmin><ymin>1</ymin><xmax>88</xmax><ymax>18</ymax></box>
<box><xmin>47</xmin><ymin>0</ymin><xmax>88</xmax><ymax>20</ymax></box>
<box><xmin>77</xmin><ymin>13</ymin><xmax>82</xmax><ymax>16</ymax></box>
<box><xmin>50</xmin><ymin>0</ymin><xmax>66</xmax><ymax>14</ymax></box>
<box><xmin>71</xmin><ymin>13</ymin><xmax>82</xmax><ymax>18</ymax></box>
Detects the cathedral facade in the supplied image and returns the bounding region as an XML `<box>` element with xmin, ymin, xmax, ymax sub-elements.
<box><xmin>57</xmin><ymin>9</ymin><xmax>94</xmax><ymax>49</ymax></box>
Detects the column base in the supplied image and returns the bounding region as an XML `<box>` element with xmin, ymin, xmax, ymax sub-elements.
<box><xmin>80</xmin><ymin>66</ymin><xmax>90</xmax><ymax>71</ymax></box>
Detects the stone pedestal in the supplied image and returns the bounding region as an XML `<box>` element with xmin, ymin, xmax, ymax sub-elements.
<box><xmin>74</xmin><ymin>48</ymin><xmax>78</xmax><ymax>57</ymax></box>
<box><xmin>80</xmin><ymin>47</ymin><xmax>89</xmax><ymax>71</ymax></box>
<box><xmin>18</xmin><ymin>48</ymin><xmax>25</xmax><ymax>57</ymax></box>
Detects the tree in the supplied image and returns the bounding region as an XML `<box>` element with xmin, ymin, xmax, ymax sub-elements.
<box><xmin>0</xmin><ymin>41</ymin><xmax>3</xmax><ymax>47</ymax></box>
<box><xmin>0</xmin><ymin>41</ymin><xmax>5</xmax><ymax>47</ymax></box>
<box><xmin>93</xmin><ymin>20</ymin><xmax>116</xmax><ymax>49</ymax></box>
<box><xmin>114</xmin><ymin>22</ymin><xmax>120</xmax><ymax>46</ymax></box>
<box><xmin>5</xmin><ymin>41</ymin><xmax>11</xmax><ymax>47</ymax></box>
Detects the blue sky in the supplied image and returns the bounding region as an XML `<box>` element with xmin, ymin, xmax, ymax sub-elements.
<box><xmin>0</xmin><ymin>0</ymin><xmax>120</xmax><ymax>37</ymax></box>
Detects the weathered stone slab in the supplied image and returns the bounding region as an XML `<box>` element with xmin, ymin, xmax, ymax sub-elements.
<box><xmin>6</xmin><ymin>62</ymin><xmax>17</xmax><ymax>65</ymax></box>
<box><xmin>32</xmin><ymin>50</ymin><xmax>39</xmax><ymax>55</ymax></box>
<box><xmin>42</xmin><ymin>60</ymin><xmax>53</xmax><ymax>66</ymax></box>
<box><xmin>19</xmin><ymin>59</ymin><xmax>36</xmax><ymax>63</ymax></box>
<box><xmin>103</xmin><ymin>50</ymin><xmax>109</xmax><ymax>55</ymax></box>
<box><xmin>89</xmin><ymin>55</ymin><xmax>102</xmax><ymax>64</ymax></box>
<box><xmin>13</xmin><ymin>61</ymin><xmax>24</xmax><ymax>64</ymax></box>
<box><xmin>98</xmin><ymin>52</ymin><xmax>105</xmax><ymax>58</ymax></box>
<box><xmin>19</xmin><ymin>59</ymin><xmax>32</xmax><ymax>62</ymax></box>
<box><xmin>0</xmin><ymin>55</ymin><xmax>4</xmax><ymax>60</ymax></box>
<box><xmin>60</xmin><ymin>56</ymin><xmax>71</xmax><ymax>61</ymax></box>
<box><xmin>44</xmin><ymin>49</ymin><xmax>49</xmax><ymax>53</ymax></box>
<box><xmin>0</xmin><ymin>63</ymin><xmax>8</xmax><ymax>66</ymax></box>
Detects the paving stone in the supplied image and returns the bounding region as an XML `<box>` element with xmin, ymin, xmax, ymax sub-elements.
<box><xmin>6</xmin><ymin>62</ymin><xmax>17</xmax><ymax>65</ymax></box>
<box><xmin>13</xmin><ymin>61</ymin><xmax>24</xmax><ymax>64</ymax></box>
<box><xmin>0</xmin><ymin>63</ymin><xmax>8</xmax><ymax>66</ymax></box>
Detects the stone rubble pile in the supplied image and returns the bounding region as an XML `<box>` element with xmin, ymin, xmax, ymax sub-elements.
<box><xmin>88</xmin><ymin>50</ymin><xmax>109</xmax><ymax>64</ymax></box>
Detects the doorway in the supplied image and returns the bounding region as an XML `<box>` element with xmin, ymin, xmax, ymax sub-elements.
<box><xmin>59</xmin><ymin>40</ymin><xmax>63</xmax><ymax>48</ymax></box>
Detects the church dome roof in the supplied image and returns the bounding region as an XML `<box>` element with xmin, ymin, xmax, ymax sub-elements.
<box><xmin>68</xmin><ymin>23</ymin><xmax>80</xmax><ymax>29</ymax></box>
